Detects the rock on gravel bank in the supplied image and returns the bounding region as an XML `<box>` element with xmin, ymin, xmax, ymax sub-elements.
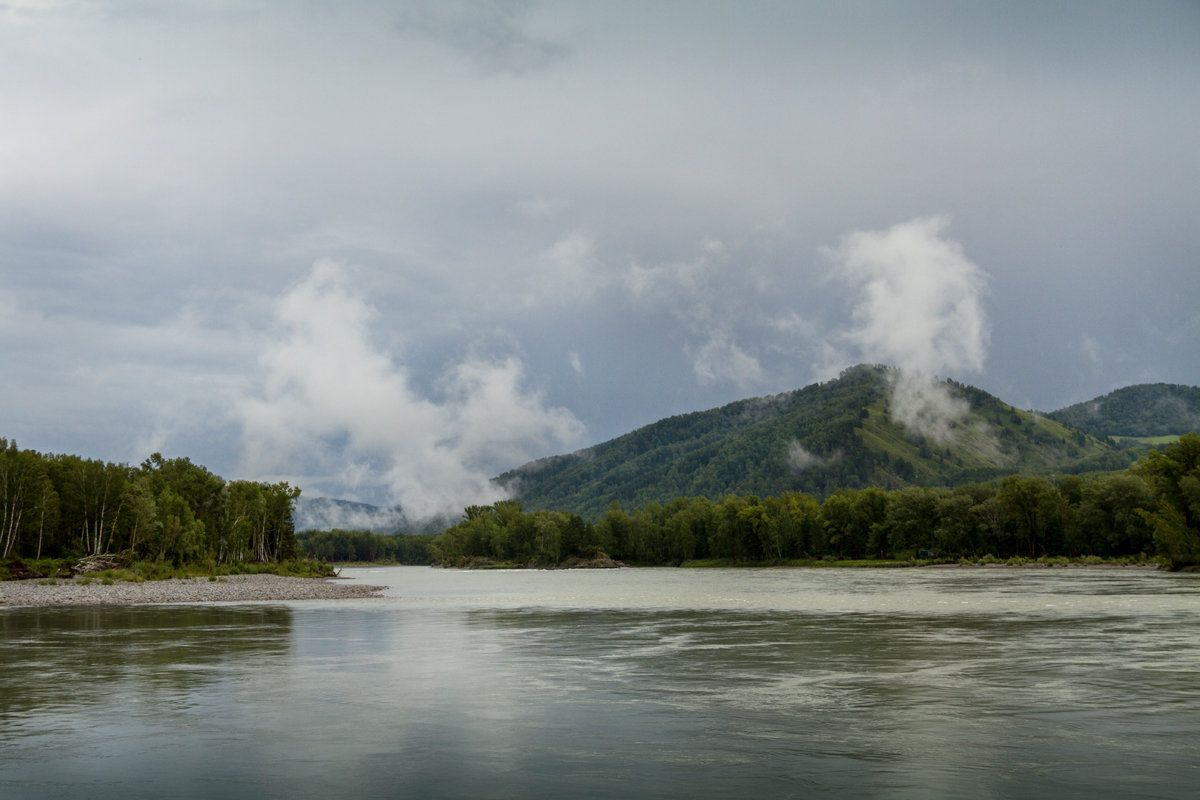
<box><xmin>0</xmin><ymin>573</ymin><xmax>385</xmax><ymax>608</ymax></box>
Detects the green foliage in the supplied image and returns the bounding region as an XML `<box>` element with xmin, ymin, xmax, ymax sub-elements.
<box><xmin>1049</xmin><ymin>383</ymin><xmax>1200</xmax><ymax>437</ymax></box>
<box><xmin>295</xmin><ymin>529</ymin><xmax>436</xmax><ymax>564</ymax></box>
<box><xmin>499</xmin><ymin>366</ymin><xmax>1135</xmax><ymax>520</ymax></box>
<box><xmin>431</xmin><ymin>458</ymin><xmax>1169</xmax><ymax>568</ymax></box>
<box><xmin>0</xmin><ymin>442</ymin><xmax>301</xmax><ymax>576</ymax></box>
<box><xmin>1136</xmin><ymin>433</ymin><xmax>1200</xmax><ymax>568</ymax></box>
<box><xmin>431</xmin><ymin>502</ymin><xmax>600</xmax><ymax>567</ymax></box>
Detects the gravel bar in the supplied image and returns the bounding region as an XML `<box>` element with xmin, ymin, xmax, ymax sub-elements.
<box><xmin>0</xmin><ymin>573</ymin><xmax>385</xmax><ymax>608</ymax></box>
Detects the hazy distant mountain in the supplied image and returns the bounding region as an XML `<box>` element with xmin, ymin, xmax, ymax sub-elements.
<box><xmin>294</xmin><ymin>495</ymin><xmax>457</xmax><ymax>534</ymax></box>
<box><xmin>1047</xmin><ymin>383</ymin><xmax>1200</xmax><ymax>437</ymax></box>
<box><xmin>497</xmin><ymin>365</ymin><xmax>1139</xmax><ymax>520</ymax></box>
<box><xmin>294</xmin><ymin>496</ymin><xmax>406</xmax><ymax>533</ymax></box>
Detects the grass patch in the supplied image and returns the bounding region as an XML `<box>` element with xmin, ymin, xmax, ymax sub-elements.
<box><xmin>61</xmin><ymin>557</ymin><xmax>339</xmax><ymax>583</ymax></box>
<box><xmin>1112</xmin><ymin>434</ymin><xmax>1182</xmax><ymax>446</ymax></box>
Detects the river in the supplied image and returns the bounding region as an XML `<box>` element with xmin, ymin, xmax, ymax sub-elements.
<box><xmin>2</xmin><ymin>566</ymin><xmax>1198</xmax><ymax>799</ymax></box>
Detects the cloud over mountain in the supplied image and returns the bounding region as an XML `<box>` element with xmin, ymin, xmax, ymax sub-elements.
<box><xmin>237</xmin><ymin>261</ymin><xmax>584</xmax><ymax>519</ymax></box>
<box><xmin>828</xmin><ymin>217</ymin><xmax>990</xmax><ymax>444</ymax></box>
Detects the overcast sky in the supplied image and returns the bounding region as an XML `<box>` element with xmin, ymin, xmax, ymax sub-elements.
<box><xmin>3</xmin><ymin>1</ymin><xmax>1197</xmax><ymax>515</ymax></box>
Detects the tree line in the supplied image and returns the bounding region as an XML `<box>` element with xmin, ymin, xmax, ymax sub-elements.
<box><xmin>428</xmin><ymin>434</ymin><xmax>1200</xmax><ymax>569</ymax></box>
<box><xmin>296</xmin><ymin>528</ymin><xmax>436</xmax><ymax>565</ymax></box>
<box><xmin>0</xmin><ymin>440</ymin><xmax>300</xmax><ymax>567</ymax></box>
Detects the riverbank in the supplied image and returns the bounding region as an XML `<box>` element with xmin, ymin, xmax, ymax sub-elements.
<box><xmin>0</xmin><ymin>573</ymin><xmax>385</xmax><ymax>608</ymax></box>
<box><xmin>675</xmin><ymin>556</ymin><xmax>1164</xmax><ymax>569</ymax></box>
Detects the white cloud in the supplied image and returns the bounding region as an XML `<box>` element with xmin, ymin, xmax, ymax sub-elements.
<box><xmin>533</xmin><ymin>231</ymin><xmax>605</xmax><ymax>304</ymax></box>
<box><xmin>785</xmin><ymin>440</ymin><xmax>841</xmax><ymax>472</ymax></box>
<box><xmin>625</xmin><ymin>242</ymin><xmax>767</xmax><ymax>389</ymax></box>
<box><xmin>828</xmin><ymin>216</ymin><xmax>989</xmax><ymax>376</ymax></box>
<box><xmin>689</xmin><ymin>329</ymin><xmax>764</xmax><ymax>386</ymax></box>
<box><xmin>236</xmin><ymin>260</ymin><xmax>585</xmax><ymax>519</ymax></box>
<box><xmin>886</xmin><ymin>370</ymin><xmax>972</xmax><ymax>445</ymax></box>
<box><xmin>827</xmin><ymin>217</ymin><xmax>991</xmax><ymax>443</ymax></box>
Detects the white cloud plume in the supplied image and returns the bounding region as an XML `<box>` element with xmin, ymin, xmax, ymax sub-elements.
<box><xmin>827</xmin><ymin>216</ymin><xmax>990</xmax><ymax>443</ymax></box>
<box><xmin>237</xmin><ymin>260</ymin><xmax>585</xmax><ymax>519</ymax></box>
<box><xmin>830</xmin><ymin>216</ymin><xmax>989</xmax><ymax>375</ymax></box>
<box><xmin>534</xmin><ymin>231</ymin><xmax>604</xmax><ymax>304</ymax></box>
<box><xmin>567</xmin><ymin>350</ymin><xmax>583</xmax><ymax>374</ymax></box>
<box><xmin>689</xmin><ymin>328</ymin><xmax>764</xmax><ymax>386</ymax></box>
<box><xmin>886</xmin><ymin>370</ymin><xmax>972</xmax><ymax>444</ymax></box>
<box><xmin>626</xmin><ymin>241</ymin><xmax>766</xmax><ymax>388</ymax></box>
<box><xmin>786</xmin><ymin>440</ymin><xmax>841</xmax><ymax>472</ymax></box>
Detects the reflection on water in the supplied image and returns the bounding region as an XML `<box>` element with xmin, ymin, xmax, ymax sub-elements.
<box><xmin>2</xmin><ymin>568</ymin><xmax>1199</xmax><ymax>799</ymax></box>
<box><xmin>1</xmin><ymin>606</ymin><xmax>292</xmax><ymax>715</ymax></box>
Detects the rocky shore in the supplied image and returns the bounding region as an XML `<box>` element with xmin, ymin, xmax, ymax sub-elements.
<box><xmin>0</xmin><ymin>573</ymin><xmax>385</xmax><ymax>608</ymax></box>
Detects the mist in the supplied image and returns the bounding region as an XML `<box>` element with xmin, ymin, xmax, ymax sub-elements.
<box><xmin>828</xmin><ymin>217</ymin><xmax>990</xmax><ymax>443</ymax></box>
<box><xmin>236</xmin><ymin>261</ymin><xmax>585</xmax><ymax>520</ymax></box>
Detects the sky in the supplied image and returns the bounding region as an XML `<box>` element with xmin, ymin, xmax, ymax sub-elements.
<box><xmin>2</xmin><ymin>1</ymin><xmax>1198</xmax><ymax>518</ymax></box>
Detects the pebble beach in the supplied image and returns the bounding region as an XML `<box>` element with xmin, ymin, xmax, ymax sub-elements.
<box><xmin>0</xmin><ymin>573</ymin><xmax>385</xmax><ymax>608</ymax></box>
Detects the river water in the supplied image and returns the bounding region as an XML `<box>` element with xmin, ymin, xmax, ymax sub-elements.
<box><xmin>2</xmin><ymin>566</ymin><xmax>1198</xmax><ymax>799</ymax></box>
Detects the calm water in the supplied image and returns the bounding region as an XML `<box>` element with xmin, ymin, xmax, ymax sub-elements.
<box><xmin>3</xmin><ymin>567</ymin><xmax>1199</xmax><ymax>799</ymax></box>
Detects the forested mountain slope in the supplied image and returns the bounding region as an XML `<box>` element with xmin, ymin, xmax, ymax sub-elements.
<box><xmin>1048</xmin><ymin>383</ymin><xmax>1200</xmax><ymax>437</ymax></box>
<box><xmin>499</xmin><ymin>365</ymin><xmax>1133</xmax><ymax>520</ymax></box>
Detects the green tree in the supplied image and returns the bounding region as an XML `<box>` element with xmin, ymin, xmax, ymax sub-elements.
<box><xmin>595</xmin><ymin>501</ymin><xmax>632</xmax><ymax>561</ymax></box>
<box><xmin>822</xmin><ymin>488</ymin><xmax>887</xmax><ymax>559</ymax></box>
<box><xmin>884</xmin><ymin>487</ymin><xmax>945</xmax><ymax>555</ymax></box>
<box><xmin>119</xmin><ymin>476</ymin><xmax>159</xmax><ymax>559</ymax></box>
<box><xmin>1075</xmin><ymin>474</ymin><xmax>1154</xmax><ymax>556</ymax></box>
<box><xmin>141</xmin><ymin>454</ymin><xmax>227</xmax><ymax>559</ymax></box>
<box><xmin>1136</xmin><ymin>433</ymin><xmax>1200</xmax><ymax>568</ymax></box>
<box><xmin>996</xmin><ymin>476</ymin><xmax>1066</xmax><ymax>559</ymax></box>
<box><xmin>0</xmin><ymin>442</ymin><xmax>56</xmax><ymax>559</ymax></box>
<box><xmin>49</xmin><ymin>455</ymin><xmax>129</xmax><ymax>556</ymax></box>
<box><xmin>151</xmin><ymin>488</ymin><xmax>205</xmax><ymax>565</ymax></box>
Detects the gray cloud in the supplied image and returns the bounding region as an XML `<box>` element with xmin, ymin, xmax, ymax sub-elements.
<box><xmin>1</xmin><ymin>2</ymin><xmax>1197</xmax><ymax>503</ymax></box>
<box><xmin>236</xmin><ymin>261</ymin><xmax>584</xmax><ymax>519</ymax></box>
<box><xmin>394</xmin><ymin>0</ymin><xmax>570</xmax><ymax>75</ymax></box>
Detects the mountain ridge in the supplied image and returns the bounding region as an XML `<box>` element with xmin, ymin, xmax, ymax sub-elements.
<box><xmin>497</xmin><ymin>365</ymin><xmax>1167</xmax><ymax>520</ymax></box>
<box><xmin>1047</xmin><ymin>383</ymin><xmax>1200</xmax><ymax>437</ymax></box>
<box><xmin>303</xmin><ymin>369</ymin><xmax>1197</xmax><ymax>530</ymax></box>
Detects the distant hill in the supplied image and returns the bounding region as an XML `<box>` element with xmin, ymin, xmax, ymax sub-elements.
<box><xmin>294</xmin><ymin>495</ymin><xmax>456</xmax><ymax>534</ymax></box>
<box><xmin>1048</xmin><ymin>383</ymin><xmax>1200</xmax><ymax>438</ymax></box>
<box><xmin>294</xmin><ymin>496</ymin><xmax>406</xmax><ymax>533</ymax></box>
<box><xmin>498</xmin><ymin>364</ymin><xmax>1137</xmax><ymax>520</ymax></box>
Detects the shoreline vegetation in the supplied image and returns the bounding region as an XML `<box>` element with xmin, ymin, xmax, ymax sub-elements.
<box><xmin>425</xmin><ymin>554</ymin><xmax>1162</xmax><ymax>571</ymax></box>
<box><xmin>415</xmin><ymin>434</ymin><xmax>1200</xmax><ymax>572</ymax></box>
<box><xmin>0</xmin><ymin>557</ymin><xmax>1164</xmax><ymax>610</ymax></box>
<box><xmin>4</xmin><ymin>433</ymin><xmax>1198</xmax><ymax>586</ymax></box>
<box><xmin>0</xmin><ymin>553</ymin><xmax>388</xmax><ymax>608</ymax></box>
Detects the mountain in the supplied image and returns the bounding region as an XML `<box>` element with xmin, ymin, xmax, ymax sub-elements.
<box><xmin>497</xmin><ymin>365</ymin><xmax>1138</xmax><ymax>520</ymax></box>
<box><xmin>294</xmin><ymin>496</ymin><xmax>406</xmax><ymax>533</ymax></box>
<box><xmin>1047</xmin><ymin>383</ymin><xmax>1200</xmax><ymax>438</ymax></box>
<box><xmin>294</xmin><ymin>495</ymin><xmax>456</xmax><ymax>534</ymax></box>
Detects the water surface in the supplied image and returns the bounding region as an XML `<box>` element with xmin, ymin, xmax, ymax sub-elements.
<box><xmin>3</xmin><ymin>567</ymin><xmax>1198</xmax><ymax>798</ymax></box>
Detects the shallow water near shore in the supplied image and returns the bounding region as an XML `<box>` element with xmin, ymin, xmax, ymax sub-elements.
<box><xmin>3</xmin><ymin>566</ymin><xmax>1199</xmax><ymax>799</ymax></box>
